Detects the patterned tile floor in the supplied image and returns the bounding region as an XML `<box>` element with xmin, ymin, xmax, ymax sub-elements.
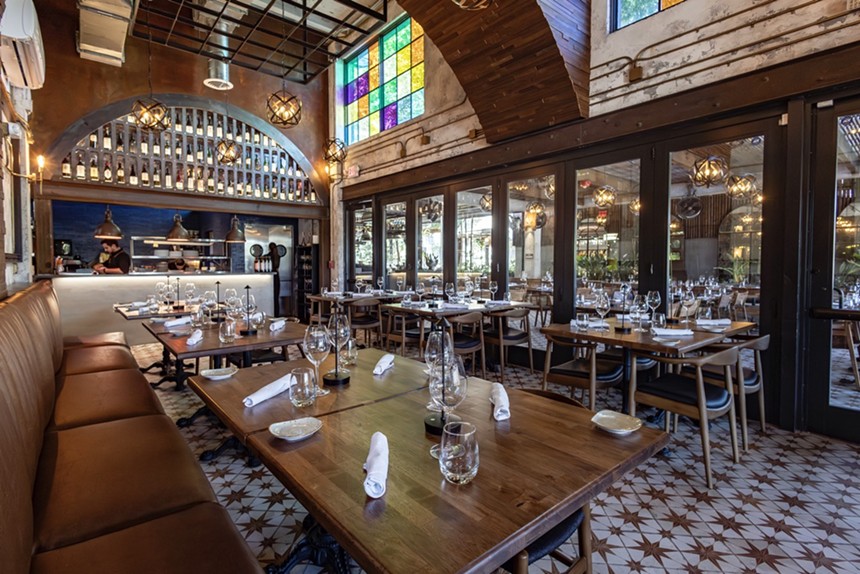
<box><xmin>134</xmin><ymin>343</ymin><xmax>860</xmax><ymax>574</ymax></box>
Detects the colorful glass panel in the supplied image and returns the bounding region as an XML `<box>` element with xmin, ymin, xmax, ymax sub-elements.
<box><xmin>617</xmin><ymin>0</ymin><xmax>685</xmax><ymax>29</ymax></box>
<box><xmin>344</xmin><ymin>16</ymin><xmax>425</xmax><ymax>144</ymax></box>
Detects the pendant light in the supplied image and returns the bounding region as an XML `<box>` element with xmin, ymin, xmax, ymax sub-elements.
<box><xmin>93</xmin><ymin>206</ymin><xmax>123</xmax><ymax>239</ymax></box>
<box><xmin>266</xmin><ymin>4</ymin><xmax>301</xmax><ymax>128</ymax></box>
<box><xmin>479</xmin><ymin>193</ymin><xmax>493</xmax><ymax>212</ymax></box>
<box><xmin>225</xmin><ymin>215</ymin><xmax>246</xmax><ymax>243</ymax></box>
<box><xmin>216</xmin><ymin>139</ymin><xmax>242</xmax><ymax>165</ymax></box>
<box><xmin>726</xmin><ymin>173</ymin><xmax>757</xmax><ymax>198</ymax></box>
<box><xmin>690</xmin><ymin>156</ymin><xmax>729</xmax><ymax>188</ymax></box>
<box><xmin>132</xmin><ymin>0</ymin><xmax>169</xmax><ymax>134</ymax></box>
<box><xmin>593</xmin><ymin>185</ymin><xmax>617</xmax><ymax>208</ymax></box>
<box><xmin>629</xmin><ymin>197</ymin><xmax>642</xmax><ymax>216</ymax></box>
<box><xmin>166</xmin><ymin>213</ymin><xmax>191</xmax><ymax>242</ymax></box>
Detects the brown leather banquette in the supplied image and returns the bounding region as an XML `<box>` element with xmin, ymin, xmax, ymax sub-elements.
<box><xmin>0</xmin><ymin>281</ymin><xmax>261</xmax><ymax>574</ymax></box>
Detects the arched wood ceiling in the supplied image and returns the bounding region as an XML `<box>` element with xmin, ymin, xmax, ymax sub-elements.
<box><xmin>397</xmin><ymin>0</ymin><xmax>590</xmax><ymax>144</ymax></box>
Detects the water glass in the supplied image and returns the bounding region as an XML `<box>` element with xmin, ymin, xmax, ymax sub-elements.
<box><xmin>218</xmin><ymin>317</ymin><xmax>236</xmax><ymax>343</ymax></box>
<box><xmin>340</xmin><ymin>337</ymin><xmax>359</xmax><ymax>366</ymax></box>
<box><xmin>696</xmin><ymin>307</ymin><xmax>712</xmax><ymax>321</ymax></box>
<box><xmin>439</xmin><ymin>421</ymin><xmax>479</xmax><ymax>485</ymax></box>
<box><xmin>189</xmin><ymin>306</ymin><xmax>205</xmax><ymax>328</ymax></box>
<box><xmin>652</xmin><ymin>313</ymin><xmax>667</xmax><ymax>332</ymax></box>
<box><xmin>289</xmin><ymin>367</ymin><xmax>317</xmax><ymax>407</ymax></box>
<box><xmin>503</xmin><ymin>291</ymin><xmax>511</xmax><ymax>302</ymax></box>
<box><xmin>575</xmin><ymin>312</ymin><xmax>589</xmax><ymax>331</ymax></box>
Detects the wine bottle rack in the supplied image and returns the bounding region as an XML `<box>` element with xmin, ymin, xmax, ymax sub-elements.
<box><xmin>57</xmin><ymin>106</ymin><xmax>318</xmax><ymax>205</ymax></box>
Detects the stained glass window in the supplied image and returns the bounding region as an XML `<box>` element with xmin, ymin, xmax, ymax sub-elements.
<box><xmin>344</xmin><ymin>17</ymin><xmax>425</xmax><ymax>145</ymax></box>
<box><xmin>615</xmin><ymin>0</ymin><xmax>686</xmax><ymax>30</ymax></box>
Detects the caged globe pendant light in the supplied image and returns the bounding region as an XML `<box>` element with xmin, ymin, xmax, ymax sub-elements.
<box><xmin>132</xmin><ymin>0</ymin><xmax>169</xmax><ymax>134</ymax></box>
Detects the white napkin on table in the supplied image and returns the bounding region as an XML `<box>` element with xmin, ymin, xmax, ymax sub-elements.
<box><xmin>165</xmin><ymin>316</ymin><xmax>192</xmax><ymax>328</ymax></box>
<box><xmin>442</xmin><ymin>302</ymin><xmax>469</xmax><ymax>310</ymax></box>
<box><xmin>269</xmin><ymin>319</ymin><xmax>286</xmax><ymax>331</ymax></box>
<box><xmin>588</xmin><ymin>320</ymin><xmax>609</xmax><ymax>328</ymax></box>
<box><xmin>121</xmin><ymin>301</ymin><xmax>148</xmax><ymax>308</ymax></box>
<box><xmin>186</xmin><ymin>329</ymin><xmax>203</xmax><ymax>346</ymax></box>
<box><xmin>615</xmin><ymin>314</ymin><xmax>633</xmax><ymax>321</ymax></box>
<box><xmin>327</xmin><ymin>291</ymin><xmax>343</xmax><ymax>297</ymax></box>
<box><xmin>490</xmin><ymin>383</ymin><xmax>510</xmax><ymax>421</ymax></box>
<box><xmin>363</xmin><ymin>432</ymin><xmax>389</xmax><ymax>498</ymax></box>
<box><xmin>373</xmin><ymin>353</ymin><xmax>395</xmax><ymax>375</ymax></box>
<box><xmin>243</xmin><ymin>374</ymin><xmax>295</xmax><ymax>407</ymax></box>
<box><xmin>652</xmin><ymin>327</ymin><xmax>695</xmax><ymax>337</ymax></box>
<box><xmin>485</xmin><ymin>300</ymin><xmax>509</xmax><ymax>307</ymax></box>
<box><xmin>696</xmin><ymin>318</ymin><xmax>732</xmax><ymax>326</ymax></box>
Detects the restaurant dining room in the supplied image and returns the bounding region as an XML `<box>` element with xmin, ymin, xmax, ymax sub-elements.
<box><xmin>3</xmin><ymin>0</ymin><xmax>860</xmax><ymax>573</ymax></box>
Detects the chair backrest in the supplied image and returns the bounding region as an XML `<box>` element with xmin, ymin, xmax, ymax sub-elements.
<box><xmin>718</xmin><ymin>294</ymin><xmax>733</xmax><ymax>308</ymax></box>
<box><xmin>449</xmin><ymin>311</ymin><xmax>483</xmax><ymax>327</ymax></box>
<box><xmin>733</xmin><ymin>291</ymin><xmax>748</xmax><ymax>305</ymax></box>
<box><xmin>522</xmin><ymin>388</ymin><xmax>587</xmax><ymax>410</ymax></box>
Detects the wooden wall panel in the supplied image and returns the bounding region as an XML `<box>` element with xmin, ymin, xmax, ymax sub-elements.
<box><xmin>397</xmin><ymin>0</ymin><xmax>589</xmax><ymax>143</ymax></box>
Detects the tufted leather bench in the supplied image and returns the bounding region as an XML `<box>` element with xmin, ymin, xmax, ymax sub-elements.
<box><xmin>0</xmin><ymin>281</ymin><xmax>261</xmax><ymax>574</ymax></box>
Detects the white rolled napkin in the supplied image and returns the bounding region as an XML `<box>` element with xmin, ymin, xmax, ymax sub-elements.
<box><xmin>490</xmin><ymin>382</ymin><xmax>510</xmax><ymax>421</ymax></box>
<box><xmin>485</xmin><ymin>300</ymin><xmax>509</xmax><ymax>307</ymax></box>
<box><xmin>442</xmin><ymin>302</ymin><xmax>469</xmax><ymax>310</ymax></box>
<box><xmin>652</xmin><ymin>327</ymin><xmax>695</xmax><ymax>337</ymax></box>
<box><xmin>373</xmin><ymin>353</ymin><xmax>395</xmax><ymax>375</ymax></box>
<box><xmin>363</xmin><ymin>432</ymin><xmax>389</xmax><ymax>499</ymax></box>
<box><xmin>242</xmin><ymin>374</ymin><xmax>295</xmax><ymax>407</ymax></box>
<box><xmin>186</xmin><ymin>329</ymin><xmax>203</xmax><ymax>346</ymax></box>
<box><xmin>588</xmin><ymin>320</ymin><xmax>609</xmax><ymax>328</ymax></box>
<box><xmin>269</xmin><ymin>319</ymin><xmax>286</xmax><ymax>331</ymax></box>
<box><xmin>696</xmin><ymin>318</ymin><xmax>732</xmax><ymax>326</ymax></box>
<box><xmin>164</xmin><ymin>316</ymin><xmax>192</xmax><ymax>328</ymax></box>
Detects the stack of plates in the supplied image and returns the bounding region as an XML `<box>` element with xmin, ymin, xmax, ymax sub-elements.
<box><xmin>153</xmin><ymin>249</ymin><xmax>169</xmax><ymax>257</ymax></box>
<box><xmin>182</xmin><ymin>249</ymin><xmax>199</xmax><ymax>257</ymax></box>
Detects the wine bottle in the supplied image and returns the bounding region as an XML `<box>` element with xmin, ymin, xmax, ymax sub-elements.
<box><xmin>217</xmin><ymin>172</ymin><xmax>224</xmax><ymax>193</ymax></box>
<box><xmin>75</xmin><ymin>155</ymin><xmax>86</xmax><ymax>180</ymax></box>
<box><xmin>216</xmin><ymin>118</ymin><xmax>223</xmax><ymax>138</ymax></box>
<box><xmin>288</xmin><ymin>179</ymin><xmax>295</xmax><ymax>201</ymax></box>
<box><xmin>61</xmin><ymin>155</ymin><xmax>71</xmax><ymax>178</ymax></box>
<box><xmin>116</xmin><ymin>160</ymin><xmax>125</xmax><ymax>183</ymax></box>
<box><xmin>206</xmin><ymin>148</ymin><xmax>213</xmax><ymax>165</ymax></box>
<box><xmin>206</xmin><ymin>168</ymin><xmax>214</xmax><ymax>192</ymax></box>
<box><xmin>206</xmin><ymin>114</ymin><xmax>214</xmax><ymax>138</ymax></box>
<box><xmin>186</xmin><ymin>166</ymin><xmax>194</xmax><ymax>190</ymax></box>
<box><xmin>129</xmin><ymin>164</ymin><xmax>138</xmax><ymax>186</ymax></box>
<box><xmin>129</xmin><ymin>131</ymin><xmax>137</xmax><ymax>153</ymax></box>
<box><xmin>253</xmin><ymin>130</ymin><xmax>260</xmax><ymax>145</ymax></box>
<box><xmin>235</xmin><ymin>124</ymin><xmax>242</xmax><ymax>143</ymax></box>
<box><xmin>173</xmin><ymin>111</ymin><xmax>182</xmax><ymax>132</ymax></box>
<box><xmin>196</xmin><ymin>114</ymin><xmax>203</xmax><ymax>136</ymax></box>
<box><xmin>153</xmin><ymin>163</ymin><xmax>161</xmax><ymax>187</ymax></box>
<box><xmin>165</xmin><ymin>164</ymin><xmax>173</xmax><ymax>189</ymax></box>
<box><xmin>196</xmin><ymin>168</ymin><xmax>205</xmax><ymax>192</ymax></box>
<box><xmin>279</xmin><ymin>179</ymin><xmax>287</xmax><ymax>201</ymax></box>
<box><xmin>115</xmin><ymin>129</ymin><xmax>125</xmax><ymax>153</ymax></box>
<box><xmin>175</xmin><ymin>137</ymin><xmax>182</xmax><ymax>158</ymax></box>
<box><xmin>263</xmin><ymin>154</ymin><xmax>270</xmax><ymax>173</ymax></box>
<box><xmin>140</xmin><ymin>134</ymin><xmax>149</xmax><ymax>155</ymax></box>
<box><xmin>103</xmin><ymin>159</ymin><xmax>112</xmax><ymax>182</ymax></box>
<box><xmin>186</xmin><ymin>144</ymin><xmax>194</xmax><ymax>163</ymax></box>
<box><xmin>226</xmin><ymin>121</ymin><xmax>233</xmax><ymax>140</ymax></box>
<box><xmin>175</xmin><ymin>167</ymin><xmax>184</xmax><ymax>190</ymax></box>
<box><xmin>102</xmin><ymin>125</ymin><xmax>112</xmax><ymax>150</ymax></box>
<box><xmin>153</xmin><ymin>135</ymin><xmax>161</xmax><ymax>156</ymax></box>
<box><xmin>254</xmin><ymin>153</ymin><xmax>261</xmax><ymax>171</ymax></box>
<box><xmin>185</xmin><ymin>112</ymin><xmax>193</xmax><ymax>134</ymax></box>
<box><xmin>89</xmin><ymin>156</ymin><xmax>99</xmax><ymax>181</ymax></box>
<box><xmin>244</xmin><ymin>152</ymin><xmax>251</xmax><ymax>168</ymax></box>
<box><xmin>88</xmin><ymin>131</ymin><xmax>98</xmax><ymax>148</ymax></box>
<box><xmin>140</xmin><ymin>162</ymin><xmax>150</xmax><ymax>186</ymax></box>
<box><xmin>254</xmin><ymin>176</ymin><xmax>261</xmax><ymax>198</ymax></box>
<box><xmin>310</xmin><ymin>189</ymin><xmax>317</xmax><ymax>203</ymax></box>
<box><xmin>196</xmin><ymin>142</ymin><xmax>204</xmax><ymax>162</ymax></box>
<box><xmin>226</xmin><ymin>172</ymin><xmax>234</xmax><ymax>195</ymax></box>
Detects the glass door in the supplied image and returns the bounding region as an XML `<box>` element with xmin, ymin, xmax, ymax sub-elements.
<box><xmin>416</xmin><ymin>194</ymin><xmax>444</xmax><ymax>292</ymax></box>
<box><xmin>455</xmin><ymin>185</ymin><xmax>494</xmax><ymax>291</ymax></box>
<box><xmin>346</xmin><ymin>201</ymin><xmax>373</xmax><ymax>290</ymax></box>
<box><xmin>381</xmin><ymin>201</ymin><xmax>407</xmax><ymax>290</ymax></box>
<box><xmin>808</xmin><ymin>102</ymin><xmax>860</xmax><ymax>442</ymax></box>
<box><xmin>505</xmin><ymin>173</ymin><xmax>556</xmax><ymax>305</ymax></box>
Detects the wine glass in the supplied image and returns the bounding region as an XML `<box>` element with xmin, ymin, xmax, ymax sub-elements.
<box><xmin>489</xmin><ymin>280</ymin><xmax>498</xmax><ymax>300</ymax></box>
<box><xmin>331</xmin><ymin>278</ymin><xmax>339</xmax><ymax>292</ymax></box>
<box><xmin>377</xmin><ymin>276</ymin><xmax>384</xmax><ymax>291</ymax></box>
<box><xmin>201</xmin><ymin>290</ymin><xmax>216</xmax><ymax>323</ymax></box>
<box><xmin>425</xmin><ymin>328</ymin><xmax>454</xmax><ymax>370</ymax></box>
<box><xmin>464</xmin><ymin>279</ymin><xmax>474</xmax><ymax>301</ymax></box>
<box><xmin>155</xmin><ymin>281</ymin><xmax>166</xmax><ymax>304</ymax></box>
<box><xmin>184</xmin><ymin>282</ymin><xmax>197</xmax><ymax>304</ymax></box>
<box><xmin>355</xmin><ymin>278</ymin><xmax>365</xmax><ymax>293</ymax></box>
<box><xmin>680</xmin><ymin>290</ymin><xmax>696</xmax><ymax>326</ymax></box>
<box><xmin>445</xmin><ymin>282</ymin><xmax>455</xmax><ymax>300</ymax></box>
<box><xmin>594</xmin><ymin>292</ymin><xmax>611</xmax><ymax>329</ymax></box>
<box><xmin>327</xmin><ymin>312</ymin><xmax>352</xmax><ymax>376</ymax></box>
<box><xmin>303</xmin><ymin>325</ymin><xmax>331</xmax><ymax>397</ymax></box>
<box><xmin>632</xmin><ymin>295</ymin><xmax>648</xmax><ymax>332</ymax></box>
<box><xmin>646</xmin><ymin>290</ymin><xmax>662</xmax><ymax>322</ymax></box>
<box><xmin>396</xmin><ymin>278</ymin><xmax>404</xmax><ymax>291</ymax></box>
<box><xmin>416</xmin><ymin>282</ymin><xmax>426</xmax><ymax>298</ymax></box>
<box><xmin>428</xmin><ymin>356</ymin><xmax>469</xmax><ymax>458</ymax></box>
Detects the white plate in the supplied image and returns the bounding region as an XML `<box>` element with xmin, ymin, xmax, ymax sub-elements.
<box><xmin>591</xmin><ymin>410</ymin><xmax>642</xmax><ymax>435</ymax></box>
<box><xmin>700</xmin><ymin>326</ymin><xmax>728</xmax><ymax>333</ymax></box>
<box><xmin>269</xmin><ymin>417</ymin><xmax>323</xmax><ymax>442</ymax></box>
<box><xmin>652</xmin><ymin>337</ymin><xmax>681</xmax><ymax>345</ymax></box>
<box><xmin>200</xmin><ymin>365</ymin><xmax>239</xmax><ymax>381</ymax></box>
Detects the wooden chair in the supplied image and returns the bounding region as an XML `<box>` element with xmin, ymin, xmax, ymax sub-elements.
<box><xmin>309</xmin><ymin>298</ymin><xmax>331</xmax><ymax>325</ymax></box>
<box><xmin>384</xmin><ymin>307</ymin><xmax>422</xmax><ymax>356</ymax></box>
<box><xmin>715</xmin><ymin>293</ymin><xmax>733</xmax><ymax>319</ymax></box>
<box><xmin>484</xmin><ymin>308</ymin><xmax>533</xmax><ymax>385</ymax></box>
<box><xmin>629</xmin><ymin>346</ymin><xmax>740</xmax><ymax>489</ymax></box>
<box><xmin>731</xmin><ymin>291</ymin><xmax>749</xmax><ymax>321</ymax></box>
<box><xmin>502</xmin><ymin>388</ymin><xmax>592</xmax><ymax>574</ymax></box>
<box><xmin>446</xmin><ymin>311</ymin><xmax>486</xmax><ymax>378</ymax></box>
<box><xmin>346</xmin><ymin>298</ymin><xmax>383</xmax><ymax>347</ymax></box>
<box><xmin>227</xmin><ymin>317</ymin><xmax>304</xmax><ymax>367</ymax></box>
<box><xmin>542</xmin><ymin>334</ymin><xmax>623</xmax><ymax>410</ymax></box>
<box><xmin>699</xmin><ymin>334</ymin><xmax>770</xmax><ymax>451</ymax></box>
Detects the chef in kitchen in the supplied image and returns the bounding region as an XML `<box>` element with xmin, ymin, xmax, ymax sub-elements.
<box><xmin>92</xmin><ymin>239</ymin><xmax>131</xmax><ymax>274</ymax></box>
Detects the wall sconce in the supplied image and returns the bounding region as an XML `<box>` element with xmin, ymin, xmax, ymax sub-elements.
<box><xmin>323</xmin><ymin>138</ymin><xmax>347</xmax><ymax>184</ymax></box>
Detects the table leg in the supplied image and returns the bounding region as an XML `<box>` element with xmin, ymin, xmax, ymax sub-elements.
<box><xmin>264</xmin><ymin>515</ymin><xmax>351</xmax><ymax>574</ymax></box>
<box><xmin>177</xmin><ymin>406</ymin><xmax>211</xmax><ymax>428</ymax></box>
<box><xmin>242</xmin><ymin>350</ymin><xmax>253</xmax><ymax>368</ymax></box>
<box><xmin>199</xmin><ymin>436</ymin><xmax>260</xmax><ymax>467</ymax></box>
<box><xmin>140</xmin><ymin>347</ymin><xmax>172</xmax><ymax>375</ymax></box>
<box><xmin>213</xmin><ymin>355</ymin><xmax>223</xmax><ymax>368</ymax></box>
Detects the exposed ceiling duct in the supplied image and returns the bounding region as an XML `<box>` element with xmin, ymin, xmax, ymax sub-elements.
<box><xmin>77</xmin><ymin>0</ymin><xmax>135</xmax><ymax>67</ymax></box>
<box><xmin>204</xmin><ymin>19</ymin><xmax>233</xmax><ymax>91</ymax></box>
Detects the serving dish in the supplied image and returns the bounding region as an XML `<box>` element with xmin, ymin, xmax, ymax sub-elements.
<box><xmin>591</xmin><ymin>410</ymin><xmax>643</xmax><ymax>435</ymax></box>
<box><xmin>200</xmin><ymin>365</ymin><xmax>239</xmax><ymax>381</ymax></box>
<box><xmin>269</xmin><ymin>417</ymin><xmax>323</xmax><ymax>442</ymax></box>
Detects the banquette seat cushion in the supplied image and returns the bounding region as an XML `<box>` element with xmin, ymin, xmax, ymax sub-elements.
<box><xmin>62</xmin><ymin>331</ymin><xmax>128</xmax><ymax>349</ymax></box>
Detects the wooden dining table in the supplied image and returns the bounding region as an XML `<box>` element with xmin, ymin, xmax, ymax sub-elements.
<box><xmin>237</xmin><ymin>357</ymin><xmax>668</xmax><ymax>574</ymax></box>
<box><xmin>142</xmin><ymin>319</ymin><xmax>306</xmax><ymax>390</ymax></box>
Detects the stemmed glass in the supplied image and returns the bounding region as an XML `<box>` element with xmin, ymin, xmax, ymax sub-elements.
<box><xmin>416</xmin><ymin>282</ymin><xmax>426</xmax><ymax>298</ymax></box>
<box><xmin>377</xmin><ymin>276</ymin><xmax>384</xmax><ymax>291</ymax></box>
<box><xmin>331</xmin><ymin>278</ymin><xmax>339</xmax><ymax>293</ymax></box>
<box><xmin>355</xmin><ymin>278</ymin><xmax>365</xmax><ymax>293</ymax></box>
<box><xmin>425</xmin><ymin>328</ymin><xmax>454</xmax><ymax>370</ymax></box>
<box><xmin>201</xmin><ymin>290</ymin><xmax>216</xmax><ymax>323</ymax></box>
<box><xmin>327</xmin><ymin>311</ymin><xmax>352</xmax><ymax>378</ymax></box>
<box><xmin>155</xmin><ymin>281</ymin><xmax>167</xmax><ymax>305</ymax></box>
<box><xmin>184</xmin><ymin>282</ymin><xmax>197</xmax><ymax>304</ymax></box>
<box><xmin>489</xmin><ymin>280</ymin><xmax>498</xmax><ymax>300</ymax></box>
<box><xmin>303</xmin><ymin>325</ymin><xmax>331</xmax><ymax>397</ymax></box>
<box><xmin>680</xmin><ymin>290</ymin><xmax>696</xmax><ymax>326</ymax></box>
<box><xmin>224</xmin><ymin>288</ymin><xmax>238</xmax><ymax>303</ymax></box>
<box><xmin>242</xmin><ymin>293</ymin><xmax>257</xmax><ymax>327</ymax></box>
<box><xmin>428</xmin><ymin>356</ymin><xmax>468</xmax><ymax>459</ymax></box>
<box><xmin>396</xmin><ymin>278</ymin><xmax>404</xmax><ymax>291</ymax></box>
<box><xmin>646</xmin><ymin>290</ymin><xmax>662</xmax><ymax>322</ymax></box>
<box><xmin>464</xmin><ymin>279</ymin><xmax>474</xmax><ymax>302</ymax></box>
<box><xmin>445</xmin><ymin>282</ymin><xmax>455</xmax><ymax>300</ymax></box>
<box><xmin>632</xmin><ymin>295</ymin><xmax>648</xmax><ymax>332</ymax></box>
<box><xmin>595</xmin><ymin>292</ymin><xmax>611</xmax><ymax>329</ymax></box>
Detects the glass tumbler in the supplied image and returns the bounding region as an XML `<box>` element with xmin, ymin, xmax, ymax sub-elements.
<box><xmin>439</xmin><ymin>421</ymin><xmax>479</xmax><ymax>485</ymax></box>
<box><xmin>219</xmin><ymin>317</ymin><xmax>236</xmax><ymax>343</ymax></box>
<box><xmin>289</xmin><ymin>367</ymin><xmax>317</xmax><ymax>408</ymax></box>
<box><xmin>575</xmin><ymin>312</ymin><xmax>589</xmax><ymax>331</ymax></box>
